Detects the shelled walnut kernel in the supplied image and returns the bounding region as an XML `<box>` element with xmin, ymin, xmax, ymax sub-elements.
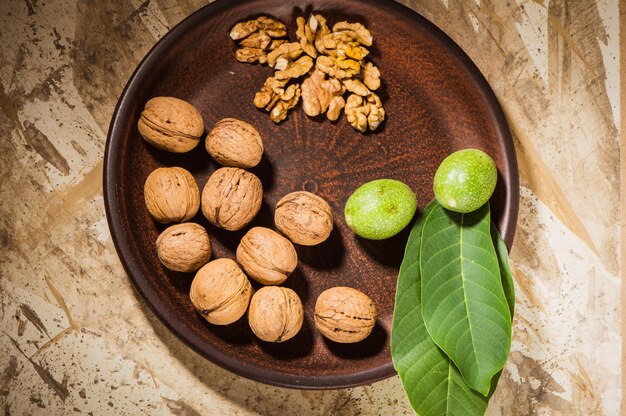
<box><xmin>231</xmin><ymin>13</ymin><xmax>385</xmax><ymax>131</ymax></box>
<box><xmin>230</xmin><ymin>16</ymin><xmax>288</xmax><ymax>64</ymax></box>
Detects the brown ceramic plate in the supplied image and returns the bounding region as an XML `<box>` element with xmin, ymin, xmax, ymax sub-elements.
<box><xmin>104</xmin><ymin>0</ymin><xmax>518</xmax><ymax>389</ymax></box>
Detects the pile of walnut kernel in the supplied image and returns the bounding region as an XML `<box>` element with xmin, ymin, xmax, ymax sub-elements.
<box><xmin>230</xmin><ymin>14</ymin><xmax>385</xmax><ymax>132</ymax></box>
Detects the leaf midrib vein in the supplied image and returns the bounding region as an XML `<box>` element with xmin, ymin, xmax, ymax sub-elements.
<box><xmin>445</xmin><ymin>362</ymin><xmax>452</xmax><ymax>415</ymax></box>
<box><xmin>459</xmin><ymin>213</ymin><xmax>481</xmax><ymax>387</ymax></box>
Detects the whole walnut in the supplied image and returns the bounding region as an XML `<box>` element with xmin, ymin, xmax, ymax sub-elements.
<box><xmin>156</xmin><ymin>223</ymin><xmax>211</xmax><ymax>272</ymax></box>
<box><xmin>206</xmin><ymin>118</ymin><xmax>264</xmax><ymax>168</ymax></box>
<box><xmin>201</xmin><ymin>167</ymin><xmax>263</xmax><ymax>231</ymax></box>
<box><xmin>236</xmin><ymin>227</ymin><xmax>297</xmax><ymax>285</ymax></box>
<box><xmin>144</xmin><ymin>167</ymin><xmax>200</xmax><ymax>223</ymax></box>
<box><xmin>248</xmin><ymin>286</ymin><xmax>303</xmax><ymax>343</ymax></box>
<box><xmin>189</xmin><ymin>258</ymin><xmax>252</xmax><ymax>325</ymax></box>
<box><xmin>314</xmin><ymin>287</ymin><xmax>376</xmax><ymax>343</ymax></box>
<box><xmin>138</xmin><ymin>97</ymin><xmax>204</xmax><ymax>153</ymax></box>
<box><xmin>275</xmin><ymin>191</ymin><xmax>333</xmax><ymax>245</ymax></box>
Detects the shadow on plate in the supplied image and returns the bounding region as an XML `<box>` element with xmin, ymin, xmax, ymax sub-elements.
<box><xmin>353</xmin><ymin>212</ymin><xmax>418</xmax><ymax>269</ymax></box>
<box><xmin>249</xmin><ymin>153</ymin><xmax>275</xmax><ymax>192</ymax></box>
<box><xmin>257</xmin><ymin>318</ymin><xmax>315</xmax><ymax>359</ymax></box>
<box><xmin>145</xmin><ymin>137</ymin><xmax>213</xmax><ymax>175</ymax></box>
<box><xmin>322</xmin><ymin>322</ymin><xmax>387</xmax><ymax>358</ymax></box>
<box><xmin>205</xmin><ymin>312</ymin><xmax>256</xmax><ymax>345</ymax></box>
<box><xmin>296</xmin><ymin>225</ymin><xmax>345</xmax><ymax>270</ymax></box>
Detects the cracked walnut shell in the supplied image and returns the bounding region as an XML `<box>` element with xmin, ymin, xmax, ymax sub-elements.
<box><xmin>190</xmin><ymin>258</ymin><xmax>252</xmax><ymax>325</ymax></box>
<box><xmin>248</xmin><ymin>286</ymin><xmax>303</xmax><ymax>343</ymax></box>
<box><xmin>314</xmin><ymin>287</ymin><xmax>377</xmax><ymax>343</ymax></box>
<box><xmin>275</xmin><ymin>191</ymin><xmax>333</xmax><ymax>246</ymax></box>
<box><xmin>201</xmin><ymin>167</ymin><xmax>263</xmax><ymax>231</ymax></box>
<box><xmin>156</xmin><ymin>223</ymin><xmax>211</xmax><ymax>273</ymax></box>
<box><xmin>144</xmin><ymin>167</ymin><xmax>200</xmax><ymax>224</ymax></box>
<box><xmin>236</xmin><ymin>227</ymin><xmax>297</xmax><ymax>285</ymax></box>
<box><xmin>138</xmin><ymin>97</ymin><xmax>204</xmax><ymax>153</ymax></box>
<box><xmin>206</xmin><ymin>118</ymin><xmax>264</xmax><ymax>169</ymax></box>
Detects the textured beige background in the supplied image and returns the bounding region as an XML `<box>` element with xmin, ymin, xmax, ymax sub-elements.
<box><xmin>0</xmin><ymin>0</ymin><xmax>621</xmax><ymax>415</ymax></box>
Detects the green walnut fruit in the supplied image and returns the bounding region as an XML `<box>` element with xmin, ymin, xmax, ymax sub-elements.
<box><xmin>344</xmin><ymin>179</ymin><xmax>417</xmax><ymax>240</ymax></box>
<box><xmin>433</xmin><ymin>148</ymin><xmax>497</xmax><ymax>213</ymax></box>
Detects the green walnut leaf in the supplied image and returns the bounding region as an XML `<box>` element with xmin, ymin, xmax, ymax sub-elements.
<box><xmin>391</xmin><ymin>201</ymin><xmax>490</xmax><ymax>415</ymax></box>
<box><xmin>491</xmin><ymin>224</ymin><xmax>515</xmax><ymax>317</ymax></box>
<box><xmin>420</xmin><ymin>203</ymin><xmax>512</xmax><ymax>396</ymax></box>
<box><xmin>392</xmin><ymin>201</ymin><xmax>515</xmax><ymax>415</ymax></box>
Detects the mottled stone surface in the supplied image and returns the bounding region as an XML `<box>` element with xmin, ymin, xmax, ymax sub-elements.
<box><xmin>0</xmin><ymin>0</ymin><xmax>620</xmax><ymax>415</ymax></box>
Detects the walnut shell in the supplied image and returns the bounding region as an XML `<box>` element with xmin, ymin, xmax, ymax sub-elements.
<box><xmin>156</xmin><ymin>223</ymin><xmax>211</xmax><ymax>272</ymax></box>
<box><xmin>144</xmin><ymin>167</ymin><xmax>200</xmax><ymax>224</ymax></box>
<box><xmin>206</xmin><ymin>118</ymin><xmax>264</xmax><ymax>168</ymax></box>
<box><xmin>138</xmin><ymin>97</ymin><xmax>204</xmax><ymax>153</ymax></box>
<box><xmin>201</xmin><ymin>167</ymin><xmax>263</xmax><ymax>231</ymax></box>
<box><xmin>189</xmin><ymin>258</ymin><xmax>252</xmax><ymax>325</ymax></box>
<box><xmin>248</xmin><ymin>286</ymin><xmax>303</xmax><ymax>343</ymax></box>
<box><xmin>236</xmin><ymin>227</ymin><xmax>297</xmax><ymax>285</ymax></box>
<box><xmin>274</xmin><ymin>191</ymin><xmax>333</xmax><ymax>245</ymax></box>
<box><xmin>314</xmin><ymin>287</ymin><xmax>376</xmax><ymax>343</ymax></box>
